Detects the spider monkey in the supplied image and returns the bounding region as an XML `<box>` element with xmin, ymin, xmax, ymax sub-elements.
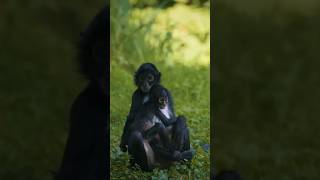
<box><xmin>119</xmin><ymin>63</ymin><xmax>176</xmax><ymax>152</ymax></box>
<box><xmin>55</xmin><ymin>6</ymin><xmax>109</xmax><ymax>180</ymax></box>
<box><xmin>127</xmin><ymin>84</ymin><xmax>195</xmax><ymax>171</ymax></box>
<box><xmin>119</xmin><ymin>63</ymin><xmax>195</xmax><ymax>170</ymax></box>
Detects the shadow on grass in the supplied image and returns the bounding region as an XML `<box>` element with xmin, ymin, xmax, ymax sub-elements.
<box><xmin>213</xmin><ymin>2</ymin><xmax>320</xmax><ymax>179</ymax></box>
<box><xmin>0</xmin><ymin>2</ymin><xmax>104</xmax><ymax>179</ymax></box>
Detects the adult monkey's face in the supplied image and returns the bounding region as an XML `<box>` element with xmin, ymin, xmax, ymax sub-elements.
<box><xmin>135</xmin><ymin>63</ymin><xmax>161</xmax><ymax>93</ymax></box>
<box><xmin>138</xmin><ymin>72</ymin><xmax>155</xmax><ymax>93</ymax></box>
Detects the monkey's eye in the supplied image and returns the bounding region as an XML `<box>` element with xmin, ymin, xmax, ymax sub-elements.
<box><xmin>158</xmin><ymin>98</ymin><xmax>163</xmax><ymax>103</ymax></box>
<box><xmin>158</xmin><ymin>97</ymin><xmax>167</xmax><ymax>104</ymax></box>
<box><xmin>147</xmin><ymin>75</ymin><xmax>154</xmax><ymax>82</ymax></box>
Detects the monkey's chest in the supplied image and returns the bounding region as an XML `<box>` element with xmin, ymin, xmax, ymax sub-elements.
<box><xmin>142</xmin><ymin>107</ymin><xmax>171</xmax><ymax>130</ymax></box>
<box><xmin>143</xmin><ymin>115</ymin><xmax>162</xmax><ymax>130</ymax></box>
<box><xmin>142</xmin><ymin>95</ymin><xmax>149</xmax><ymax>104</ymax></box>
<box><xmin>159</xmin><ymin>106</ymin><xmax>171</xmax><ymax>119</ymax></box>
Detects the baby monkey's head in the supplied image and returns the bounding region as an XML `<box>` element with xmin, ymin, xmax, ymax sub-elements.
<box><xmin>150</xmin><ymin>84</ymin><xmax>169</xmax><ymax>109</ymax></box>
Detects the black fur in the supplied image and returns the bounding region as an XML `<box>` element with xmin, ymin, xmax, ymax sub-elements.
<box><xmin>125</xmin><ymin>84</ymin><xmax>194</xmax><ymax>171</ymax></box>
<box><xmin>55</xmin><ymin>7</ymin><xmax>109</xmax><ymax>180</ymax></box>
<box><xmin>78</xmin><ymin>6</ymin><xmax>108</xmax><ymax>82</ymax></box>
<box><xmin>134</xmin><ymin>63</ymin><xmax>161</xmax><ymax>87</ymax></box>
<box><xmin>120</xmin><ymin>63</ymin><xmax>168</xmax><ymax>152</ymax></box>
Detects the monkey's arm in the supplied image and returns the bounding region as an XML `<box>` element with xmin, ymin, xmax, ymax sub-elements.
<box><xmin>120</xmin><ymin>90</ymin><xmax>142</xmax><ymax>151</ymax></box>
<box><xmin>167</xmin><ymin>90</ymin><xmax>176</xmax><ymax>119</ymax></box>
<box><xmin>156</xmin><ymin>109</ymin><xmax>176</xmax><ymax>127</ymax></box>
<box><xmin>143</xmin><ymin>122</ymin><xmax>166</xmax><ymax>139</ymax></box>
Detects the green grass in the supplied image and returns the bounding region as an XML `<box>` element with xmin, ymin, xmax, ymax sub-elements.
<box><xmin>110</xmin><ymin>1</ymin><xmax>210</xmax><ymax>179</ymax></box>
<box><xmin>110</xmin><ymin>62</ymin><xmax>210</xmax><ymax>179</ymax></box>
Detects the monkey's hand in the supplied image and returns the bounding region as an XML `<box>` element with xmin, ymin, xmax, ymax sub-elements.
<box><xmin>143</xmin><ymin>123</ymin><xmax>162</xmax><ymax>139</ymax></box>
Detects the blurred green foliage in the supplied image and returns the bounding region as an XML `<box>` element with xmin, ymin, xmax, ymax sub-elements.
<box><xmin>0</xmin><ymin>1</ymin><xmax>104</xmax><ymax>179</ymax></box>
<box><xmin>110</xmin><ymin>0</ymin><xmax>210</xmax><ymax>179</ymax></box>
<box><xmin>213</xmin><ymin>1</ymin><xmax>320</xmax><ymax>179</ymax></box>
<box><xmin>129</xmin><ymin>0</ymin><xmax>210</xmax><ymax>8</ymax></box>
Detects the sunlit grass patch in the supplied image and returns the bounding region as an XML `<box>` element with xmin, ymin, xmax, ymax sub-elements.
<box><xmin>131</xmin><ymin>4</ymin><xmax>210</xmax><ymax>67</ymax></box>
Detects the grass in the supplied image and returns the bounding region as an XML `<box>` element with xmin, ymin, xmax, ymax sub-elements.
<box><xmin>110</xmin><ymin>63</ymin><xmax>210</xmax><ymax>179</ymax></box>
<box><xmin>110</xmin><ymin>1</ymin><xmax>210</xmax><ymax>179</ymax></box>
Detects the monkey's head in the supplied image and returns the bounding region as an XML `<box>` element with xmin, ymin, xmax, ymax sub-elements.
<box><xmin>134</xmin><ymin>63</ymin><xmax>161</xmax><ymax>93</ymax></box>
<box><xmin>78</xmin><ymin>7</ymin><xmax>108</xmax><ymax>94</ymax></box>
<box><xmin>150</xmin><ymin>84</ymin><xmax>168</xmax><ymax>109</ymax></box>
<box><xmin>158</xmin><ymin>95</ymin><xmax>168</xmax><ymax>109</ymax></box>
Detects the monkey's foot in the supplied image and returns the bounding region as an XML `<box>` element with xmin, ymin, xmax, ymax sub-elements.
<box><xmin>180</xmin><ymin>149</ymin><xmax>196</xmax><ymax>161</ymax></box>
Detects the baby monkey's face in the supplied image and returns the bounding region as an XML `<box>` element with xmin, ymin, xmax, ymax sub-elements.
<box><xmin>158</xmin><ymin>95</ymin><xmax>168</xmax><ymax>109</ymax></box>
<box><xmin>150</xmin><ymin>85</ymin><xmax>169</xmax><ymax>109</ymax></box>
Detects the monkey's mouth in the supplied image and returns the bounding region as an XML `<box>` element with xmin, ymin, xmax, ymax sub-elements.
<box><xmin>140</xmin><ymin>85</ymin><xmax>151</xmax><ymax>93</ymax></box>
<box><xmin>140</xmin><ymin>87</ymin><xmax>149</xmax><ymax>93</ymax></box>
<box><xmin>159</xmin><ymin>104</ymin><xmax>166</xmax><ymax>109</ymax></box>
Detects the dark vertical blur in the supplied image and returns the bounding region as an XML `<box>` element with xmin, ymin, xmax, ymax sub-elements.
<box><xmin>213</xmin><ymin>0</ymin><xmax>320</xmax><ymax>179</ymax></box>
<box><xmin>0</xmin><ymin>1</ymin><xmax>104</xmax><ymax>180</ymax></box>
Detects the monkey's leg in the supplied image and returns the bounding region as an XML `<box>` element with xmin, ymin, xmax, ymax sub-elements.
<box><xmin>151</xmin><ymin>143</ymin><xmax>194</xmax><ymax>161</ymax></box>
<box><xmin>151</xmin><ymin>144</ymin><xmax>180</xmax><ymax>161</ymax></box>
<box><xmin>128</xmin><ymin>131</ymin><xmax>154</xmax><ymax>171</ymax></box>
<box><xmin>171</xmin><ymin>116</ymin><xmax>195</xmax><ymax>160</ymax></box>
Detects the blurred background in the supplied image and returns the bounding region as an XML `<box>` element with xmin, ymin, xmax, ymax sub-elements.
<box><xmin>110</xmin><ymin>0</ymin><xmax>210</xmax><ymax>179</ymax></box>
<box><xmin>0</xmin><ymin>1</ymin><xmax>104</xmax><ymax>179</ymax></box>
<box><xmin>1</xmin><ymin>0</ymin><xmax>319</xmax><ymax>179</ymax></box>
<box><xmin>213</xmin><ymin>0</ymin><xmax>320</xmax><ymax>179</ymax></box>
